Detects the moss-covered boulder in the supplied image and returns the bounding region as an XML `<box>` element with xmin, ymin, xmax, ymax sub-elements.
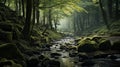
<box><xmin>99</xmin><ymin>39</ymin><xmax>111</xmax><ymax>51</ymax></box>
<box><xmin>0</xmin><ymin>43</ymin><xmax>24</xmax><ymax>61</ymax></box>
<box><xmin>77</xmin><ymin>38</ymin><xmax>98</xmax><ymax>52</ymax></box>
<box><xmin>0</xmin><ymin>22</ymin><xmax>13</xmax><ymax>32</ymax></box>
<box><xmin>0</xmin><ymin>29</ymin><xmax>12</xmax><ymax>42</ymax></box>
<box><xmin>0</xmin><ymin>58</ymin><xmax>22</xmax><ymax>67</ymax></box>
<box><xmin>111</xmin><ymin>41</ymin><xmax>120</xmax><ymax>51</ymax></box>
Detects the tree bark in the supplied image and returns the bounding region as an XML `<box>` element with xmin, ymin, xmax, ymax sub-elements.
<box><xmin>99</xmin><ymin>0</ymin><xmax>110</xmax><ymax>30</ymax></box>
<box><xmin>22</xmin><ymin>0</ymin><xmax>32</xmax><ymax>40</ymax></box>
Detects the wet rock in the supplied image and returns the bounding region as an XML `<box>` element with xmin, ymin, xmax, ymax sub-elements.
<box><xmin>78</xmin><ymin>54</ymin><xmax>89</xmax><ymax>62</ymax></box>
<box><xmin>69</xmin><ymin>51</ymin><xmax>78</xmax><ymax>57</ymax></box>
<box><xmin>81</xmin><ymin>60</ymin><xmax>95</xmax><ymax>67</ymax></box>
<box><xmin>42</xmin><ymin>59</ymin><xmax>60</xmax><ymax>67</ymax></box>
<box><xmin>107</xmin><ymin>54</ymin><xmax>118</xmax><ymax>60</ymax></box>
<box><xmin>93</xmin><ymin>54</ymin><xmax>109</xmax><ymax>59</ymax></box>
<box><xmin>50</xmin><ymin>53</ymin><xmax>61</xmax><ymax>58</ymax></box>
<box><xmin>27</xmin><ymin>56</ymin><xmax>39</xmax><ymax>67</ymax></box>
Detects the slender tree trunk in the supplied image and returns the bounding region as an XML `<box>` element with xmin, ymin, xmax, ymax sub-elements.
<box><xmin>99</xmin><ymin>0</ymin><xmax>110</xmax><ymax>30</ymax></box>
<box><xmin>36</xmin><ymin>0</ymin><xmax>40</xmax><ymax>24</ymax></box>
<box><xmin>21</xmin><ymin>0</ymin><xmax>25</xmax><ymax>17</ymax></box>
<box><xmin>22</xmin><ymin>0</ymin><xmax>32</xmax><ymax>40</ymax></box>
<box><xmin>115</xmin><ymin>0</ymin><xmax>119</xmax><ymax>20</ymax></box>
<box><xmin>48</xmin><ymin>9</ymin><xmax>53</xmax><ymax>29</ymax></box>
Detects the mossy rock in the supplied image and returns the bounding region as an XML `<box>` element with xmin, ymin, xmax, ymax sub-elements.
<box><xmin>0</xmin><ymin>58</ymin><xmax>22</xmax><ymax>67</ymax></box>
<box><xmin>0</xmin><ymin>43</ymin><xmax>24</xmax><ymax>61</ymax></box>
<box><xmin>0</xmin><ymin>22</ymin><xmax>13</xmax><ymax>32</ymax></box>
<box><xmin>110</xmin><ymin>32</ymin><xmax>120</xmax><ymax>36</ymax></box>
<box><xmin>99</xmin><ymin>39</ymin><xmax>111</xmax><ymax>51</ymax></box>
<box><xmin>77</xmin><ymin>38</ymin><xmax>98</xmax><ymax>52</ymax></box>
<box><xmin>91</xmin><ymin>36</ymin><xmax>102</xmax><ymax>43</ymax></box>
<box><xmin>0</xmin><ymin>29</ymin><xmax>12</xmax><ymax>42</ymax></box>
<box><xmin>111</xmin><ymin>41</ymin><xmax>120</xmax><ymax>51</ymax></box>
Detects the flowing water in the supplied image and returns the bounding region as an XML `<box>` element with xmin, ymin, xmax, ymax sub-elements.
<box><xmin>42</xmin><ymin>37</ymin><xmax>120</xmax><ymax>67</ymax></box>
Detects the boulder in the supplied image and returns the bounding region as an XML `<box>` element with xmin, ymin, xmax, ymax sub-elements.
<box><xmin>111</xmin><ymin>41</ymin><xmax>120</xmax><ymax>51</ymax></box>
<box><xmin>0</xmin><ymin>29</ymin><xmax>12</xmax><ymax>42</ymax></box>
<box><xmin>0</xmin><ymin>22</ymin><xmax>13</xmax><ymax>32</ymax></box>
<box><xmin>77</xmin><ymin>38</ymin><xmax>98</xmax><ymax>52</ymax></box>
<box><xmin>99</xmin><ymin>39</ymin><xmax>111</xmax><ymax>51</ymax></box>
<box><xmin>0</xmin><ymin>43</ymin><xmax>24</xmax><ymax>61</ymax></box>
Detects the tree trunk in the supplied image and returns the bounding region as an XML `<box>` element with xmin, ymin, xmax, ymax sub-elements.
<box><xmin>21</xmin><ymin>0</ymin><xmax>25</xmax><ymax>17</ymax></box>
<box><xmin>115</xmin><ymin>0</ymin><xmax>119</xmax><ymax>20</ymax></box>
<box><xmin>22</xmin><ymin>0</ymin><xmax>32</xmax><ymax>40</ymax></box>
<box><xmin>99</xmin><ymin>0</ymin><xmax>110</xmax><ymax>30</ymax></box>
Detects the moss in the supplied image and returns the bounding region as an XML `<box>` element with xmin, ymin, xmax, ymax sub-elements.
<box><xmin>99</xmin><ymin>39</ymin><xmax>111</xmax><ymax>51</ymax></box>
<box><xmin>0</xmin><ymin>58</ymin><xmax>22</xmax><ymax>67</ymax></box>
<box><xmin>77</xmin><ymin>38</ymin><xmax>98</xmax><ymax>52</ymax></box>
<box><xmin>0</xmin><ymin>29</ymin><xmax>12</xmax><ymax>42</ymax></box>
<box><xmin>0</xmin><ymin>43</ymin><xmax>24</xmax><ymax>61</ymax></box>
<box><xmin>47</xmin><ymin>30</ymin><xmax>62</xmax><ymax>40</ymax></box>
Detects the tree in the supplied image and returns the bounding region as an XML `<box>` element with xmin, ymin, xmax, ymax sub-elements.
<box><xmin>22</xmin><ymin>0</ymin><xmax>32</xmax><ymax>40</ymax></box>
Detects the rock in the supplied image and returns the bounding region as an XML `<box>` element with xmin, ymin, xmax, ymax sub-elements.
<box><xmin>93</xmin><ymin>54</ymin><xmax>109</xmax><ymax>59</ymax></box>
<box><xmin>39</xmin><ymin>55</ymin><xmax>46</xmax><ymax>61</ymax></box>
<box><xmin>111</xmin><ymin>41</ymin><xmax>120</xmax><ymax>51</ymax></box>
<box><xmin>99</xmin><ymin>39</ymin><xmax>111</xmax><ymax>51</ymax></box>
<box><xmin>0</xmin><ymin>43</ymin><xmax>24</xmax><ymax>61</ymax></box>
<box><xmin>0</xmin><ymin>22</ymin><xmax>13</xmax><ymax>32</ymax></box>
<box><xmin>27</xmin><ymin>56</ymin><xmax>39</xmax><ymax>67</ymax></box>
<box><xmin>78</xmin><ymin>53</ymin><xmax>89</xmax><ymax>61</ymax></box>
<box><xmin>50</xmin><ymin>53</ymin><xmax>61</xmax><ymax>58</ymax></box>
<box><xmin>42</xmin><ymin>59</ymin><xmax>60</xmax><ymax>67</ymax></box>
<box><xmin>0</xmin><ymin>58</ymin><xmax>22</xmax><ymax>67</ymax></box>
<box><xmin>69</xmin><ymin>51</ymin><xmax>78</xmax><ymax>57</ymax></box>
<box><xmin>107</xmin><ymin>54</ymin><xmax>118</xmax><ymax>60</ymax></box>
<box><xmin>0</xmin><ymin>29</ymin><xmax>12</xmax><ymax>42</ymax></box>
<box><xmin>92</xmin><ymin>36</ymin><xmax>102</xmax><ymax>43</ymax></box>
<box><xmin>81</xmin><ymin>60</ymin><xmax>95</xmax><ymax>67</ymax></box>
<box><xmin>77</xmin><ymin>39</ymin><xmax>97</xmax><ymax>52</ymax></box>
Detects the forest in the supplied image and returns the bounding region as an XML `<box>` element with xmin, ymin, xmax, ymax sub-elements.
<box><xmin>0</xmin><ymin>0</ymin><xmax>120</xmax><ymax>67</ymax></box>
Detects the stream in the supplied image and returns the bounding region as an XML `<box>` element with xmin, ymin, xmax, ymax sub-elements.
<box><xmin>41</xmin><ymin>37</ymin><xmax>120</xmax><ymax>67</ymax></box>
